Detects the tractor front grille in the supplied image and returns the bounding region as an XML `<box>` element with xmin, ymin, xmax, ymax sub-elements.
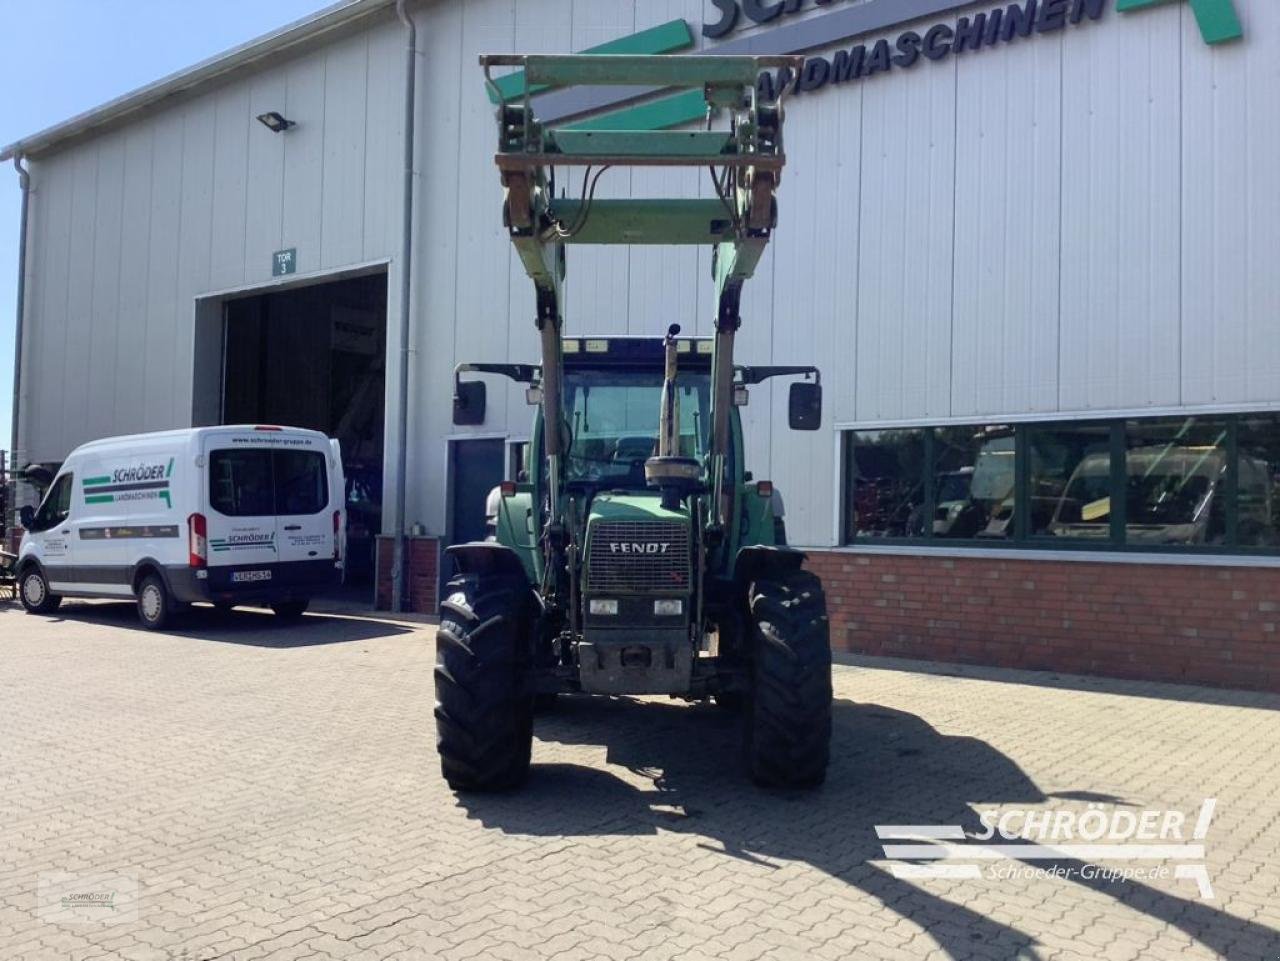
<box><xmin>587</xmin><ymin>521</ymin><xmax>691</xmax><ymax>593</ymax></box>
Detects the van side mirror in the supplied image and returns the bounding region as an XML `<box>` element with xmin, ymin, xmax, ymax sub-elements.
<box><xmin>453</xmin><ymin>380</ymin><xmax>487</xmax><ymax>426</ymax></box>
<box><xmin>19</xmin><ymin>505</ymin><xmax>36</xmax><ymax>531</ymax></box>
<box><xmin>788</xmin><ymin>382</ymin><xmax>822</xmax><ymax>431</ymax></box>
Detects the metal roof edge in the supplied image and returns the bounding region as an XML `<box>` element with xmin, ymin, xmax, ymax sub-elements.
<box><xmin>0</xmin><ymin>0</ymin><xmax>399</xmax><ymax>163</ymax></box>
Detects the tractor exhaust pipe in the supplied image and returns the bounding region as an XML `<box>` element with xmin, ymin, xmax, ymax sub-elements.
<box><xmin>656</xmin><ymin>324</ymin><xmax>681</xmax><ymax>460</ymax></box>
<box><xmin>645</xmin><ymin>324</ymin><xmax>700</xmax><ymax>512</ymax></box>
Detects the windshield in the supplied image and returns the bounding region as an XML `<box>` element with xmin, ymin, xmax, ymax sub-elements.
<box><xmin>562</xmin><ymin>369</ymin><xmax>711</xmax><ymax>486</ymax></box>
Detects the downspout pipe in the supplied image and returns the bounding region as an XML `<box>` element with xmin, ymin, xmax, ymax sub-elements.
<box><xmin>391</xmin><ymin>0</ymin><xmax>417</xmax><ymax>613</ymax></box>
<box><xmin>10</xmin><ymin>155</ymin><xmax>31</xmax><ymax>533</ymax></box>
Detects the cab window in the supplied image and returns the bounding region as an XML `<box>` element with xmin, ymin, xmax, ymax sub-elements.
<box><xmin>32</xmin><ymin>473</ymin><xmax>74</xmax><ymax>531</ymax></box>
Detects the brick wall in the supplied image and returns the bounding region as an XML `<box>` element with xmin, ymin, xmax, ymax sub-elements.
<box><xmin>375</xmin><ymin>536</ymin><xmax>440</xmax><ymax>614</ymax></box>
<box><xmin>805</xmin><ymin>550</ymin><xmax>1280</xmax><ymax>693</ymax></box>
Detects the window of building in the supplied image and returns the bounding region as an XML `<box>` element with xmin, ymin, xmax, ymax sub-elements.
<box><xmin>1237</xmin><ymin>416</ymin><xmax>1280</xmax><ymax>548</ymax></box>
<box><xmin>1029</xmin><ymin>423</ymin><xmax>1113</xmax><ymax>541</ymax></box>
<box><xmin>1124</xmin><ymin>417</ymin><xmax>1229</xmax><ymax>547</ymax></box>
<box><xmin>838</xmin><ymin>411</ymin><xmax>1280</xmax><ymax>555</ymax></box>
<box><xmin>933</xmin><ymin>426</ymin><xmax>1016</xmax><ymax>540</ymax></box>
<box><xmin>844</xmin><ymin>429</ymin><xmax>927</xmax><ymax>540</ymax></box>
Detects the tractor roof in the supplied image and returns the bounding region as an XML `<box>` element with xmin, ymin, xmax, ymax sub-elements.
<box><xmin>562</xmin><ymin>335</ymin><xmax>713</xmax><ymax>370</ymax></box>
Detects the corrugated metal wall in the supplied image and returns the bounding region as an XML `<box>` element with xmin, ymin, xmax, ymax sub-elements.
<box><xmin>19</xmin><ymin>13</ymin><xmax>406</xmax><ymax>462</ymax></box>
<box><xmin>16</xmin><ymin>0</ymin><xmax>1280</xmax><ymax>548</ymax></box>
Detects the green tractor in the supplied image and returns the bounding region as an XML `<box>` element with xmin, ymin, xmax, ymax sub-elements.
<box><xmin>436</xmin><ymin>54</ymin><xmax>831</xmax><ymax>791</ymax></box>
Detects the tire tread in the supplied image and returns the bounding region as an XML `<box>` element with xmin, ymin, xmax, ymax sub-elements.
<box><xmin>745</xmin><ymin>570</ymin><xmax>832</xmax><ymax>788</ymax></box>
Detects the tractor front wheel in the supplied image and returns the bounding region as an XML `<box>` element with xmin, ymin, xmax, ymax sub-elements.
<box><xmin>744</xmin><ymin>570</ymin><xmax>832</xmax><ymax>788</ymax></box>
<box><xmin>434</xmin><ymin>573</ymin><xmax>534</xmax><ymax>791</ymax></box>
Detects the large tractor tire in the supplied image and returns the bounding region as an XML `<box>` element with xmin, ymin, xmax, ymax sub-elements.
<box><xmin>434</xmin><ymin>573</ymin><xmax>534</xmax><ymax>791</ymax></box>
<box><xmin>744</xmin><ymin>570</ymin><xmax>832</xmax><ymax>788</ymax></box>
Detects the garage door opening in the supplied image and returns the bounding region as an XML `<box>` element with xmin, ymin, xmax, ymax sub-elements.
<box><xmin>218</xmin><ymin>271</ymin><xmax>387</xmax><ymax>592</ymax></box>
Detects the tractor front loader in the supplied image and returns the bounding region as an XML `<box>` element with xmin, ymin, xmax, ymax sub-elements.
<box><xmin>436</xmin><ymin>54</ymin><xmax>832</xmax><ymax>791</ymax></box>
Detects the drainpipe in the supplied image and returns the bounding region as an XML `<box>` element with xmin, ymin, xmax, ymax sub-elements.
<box><xmin>391</xmin><ymin>0</ymin><xmax>417</xmax><ymax>613</ymax></box>
<box><xmin>9</xmin><ymin>155</ymin><xmax>31</xmax><ymax>537</ymax></box>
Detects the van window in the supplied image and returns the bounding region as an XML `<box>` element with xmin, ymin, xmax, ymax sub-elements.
<box><xmin>32</xmin><ymin>473</ymin><xmax>74</xmax><ymax>531</ymax></box>
<box><xmin>210</xmin><ymin>449</ymin><xmax>328</xmax><ymax>517</ymax></box>
<box><xmin>275</xmin><ymin>451</ymin><xmax>328</xmax><ymax>515</ymax></box>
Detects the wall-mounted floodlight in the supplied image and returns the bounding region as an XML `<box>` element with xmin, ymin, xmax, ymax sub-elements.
<box><xmin>256</xmin><ymin>111</ymin><xmax>296</xmax><ymax>133</ymax></box>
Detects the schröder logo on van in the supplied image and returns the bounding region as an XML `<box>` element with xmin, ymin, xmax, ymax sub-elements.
<box><xmin>83</xmin><ymin>459</ymin><xmax>174</xmax><ymax>508</ymax></box>
<box><xmin>209</xmin><ymin>532</ymin><xmax>277</xmax><ymax>554</ymax></box>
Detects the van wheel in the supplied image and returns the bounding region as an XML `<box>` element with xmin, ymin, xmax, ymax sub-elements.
<box><xmin>19</xmin><ymin>567</ymin><xmax>62</xmax><ymax>615</ymax></box>
<box><xmin>137</xmin><ymin>574</ymin><xmax>175</xmax><ymax>631</ymax></box>
<box><xmin>272</xmin><ymin>600</ymin><xmax>309</xmax><ymax>621</ymax></box>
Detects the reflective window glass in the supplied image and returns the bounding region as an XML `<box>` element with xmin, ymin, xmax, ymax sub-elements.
<box><xmin>1031</xmin><ymin>423</ymin><xmax>1113</xmax><ymax>540</ymax></box>
<box><xmin>933</xmin><ymin>426</ymin><xmax>1016</xmax><ymax>540</ymax></box>
<box><xmin>1124</xmin><ymin>417</ymin><xmax>1228</xmax><ymax>546</ymax></box>
<box><xmin>1237</xmin><ymin>416</ymin><xmax>1280</xmax><ymax>547</ymax></box>
<box><xmin>844</xmin><ymin>430</ymin><xmax>927</xmax><ymax>540</ymax></box>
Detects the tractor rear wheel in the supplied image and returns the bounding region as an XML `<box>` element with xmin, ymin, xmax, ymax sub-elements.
<box><xmin>744</xmin><ymin>570</ymin><xmax>832</xmax><ymax>788</ymax></box>
<box><xmin>434</xmin><ymin>573</ymin><xmax>534</xmax><ymax>791</ymax></box>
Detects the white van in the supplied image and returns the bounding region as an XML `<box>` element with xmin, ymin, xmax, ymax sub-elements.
<box><xmin>16</xmin><ymin>426</ymin><xmax>345</xmax><ymax>629</ymax></box>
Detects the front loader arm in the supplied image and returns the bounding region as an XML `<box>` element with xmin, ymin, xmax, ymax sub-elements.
<box><xmin>482</xmin><ymin>52</ymin><xmax>802</xmax><ymax>548</ymax></box>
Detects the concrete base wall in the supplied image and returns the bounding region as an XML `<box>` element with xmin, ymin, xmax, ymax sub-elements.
<box><xmin>375</xmin><ymin>536</ymin><xmax>440</xmax><ymax>614</ymax></box>
<box><xmin>805</xmin><ymin>551</ymin><xmax>1280</xmax><ymax>693</ymax></box>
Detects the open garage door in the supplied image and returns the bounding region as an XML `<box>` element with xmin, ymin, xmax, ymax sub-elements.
<box><xmin>219</xmin><ymin>271</ymin><xmax>387</xmax><ymax>592</ymax></box>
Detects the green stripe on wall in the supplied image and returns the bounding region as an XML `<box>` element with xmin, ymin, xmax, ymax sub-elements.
<box><xmin>83</xmin><ymin>476</ymin><xmax>112</xmax><ymax>487</ymax></box>
<box><xmin>85</xmin><ymin>495</ymin><xmax>114</xmax><ymax>504</ymax></box>
<box><xmin>1115</xmin><ymin>0</ymin><xmax>1243</xmax><ymax>44</ymax></box>
<box><xmin>487</xmin><ymin>19</ymin><xmax>695</xmax><ymax>104</ymax></box>
<box><xmin>564</xmin><ymin>88</ymin><xmax>708</xmax><ymax>132</ymax></box>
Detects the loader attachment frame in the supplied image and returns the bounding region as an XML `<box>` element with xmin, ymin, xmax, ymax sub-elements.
<box><xmin>481</xmin><ymin>53</ymin><xmax>801</xmax><ymax>565</ymax></box>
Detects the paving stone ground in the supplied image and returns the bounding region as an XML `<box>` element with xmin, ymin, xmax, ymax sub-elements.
<box><xmin>1</xmin><ymin>599</ymin><xmax>1278</xmax><ymax>961</ymax></box>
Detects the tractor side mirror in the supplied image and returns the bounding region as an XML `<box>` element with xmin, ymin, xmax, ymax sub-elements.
<box><xmin>453</xmin><ymin>380</ymin><xmax>487</xmax><ymax>426</ymax></box>
<box><xmin>788</xmin><ymin>382</ymin><xmax>822</xmax><ymax>431</ymax></box>
<box><xmin>20</xmin><ymin>505</ymin><xmax>36</xmax><ymax>531</ymax></box>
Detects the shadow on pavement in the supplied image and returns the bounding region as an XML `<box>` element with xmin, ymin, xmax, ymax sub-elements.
<box><xmin>32</xmin><ymin>600</ymin><xmax>414</xmax><ymax>647</ymax></box>
<box><xmin>457</xmin><ymin>695</ymin><xmax>1278</xmax><ymax>961</ymax></box>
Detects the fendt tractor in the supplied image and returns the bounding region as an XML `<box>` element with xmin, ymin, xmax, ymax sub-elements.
<box><xmin>435</xmin><ymin>54</ymin><xmax>832</xmax><ymax>791</ymax></box>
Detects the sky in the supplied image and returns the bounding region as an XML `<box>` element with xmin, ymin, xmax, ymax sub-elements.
<box><xmin>0</xmin><ymin>0</ymin><xmax>334</xmax><ymax>459</ymax></box>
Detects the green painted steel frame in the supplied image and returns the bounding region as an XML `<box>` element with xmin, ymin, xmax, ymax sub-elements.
<box><xmin>483</xmin><ymin>52</ymin><xmax>801</xmax><ymax>308</ymax></box>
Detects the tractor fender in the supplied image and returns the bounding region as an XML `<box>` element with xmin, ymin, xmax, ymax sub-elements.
<box><xmin>732</xmin><ymin>545</ymin><xmax>807</xmax><ymax>587</ymax></box>
<box><xmin>444</xmin><ymin>542</ymin><xmax>531</xmax><ymax>581</ymax></box>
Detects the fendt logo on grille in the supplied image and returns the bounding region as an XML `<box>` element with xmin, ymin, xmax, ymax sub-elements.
<box><xmin>609</xmin><ymin>542</ymin><xmax>671</xmax><ymax>555</ymax></box>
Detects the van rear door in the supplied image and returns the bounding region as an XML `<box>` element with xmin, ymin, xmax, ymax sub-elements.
<box><xmin>203</xmin><ymin>430</ymin><xmax>338</xmax><ymax>592</ymax></box>
<box><xmin>204</xmin><ymin>441</ymin><xmax>280</xmax><ymax>580</ymax></box>
<box><xmin>273</xmin><ymin>441</ymin><xmax>336</xmax><ymax>566</ymax></box>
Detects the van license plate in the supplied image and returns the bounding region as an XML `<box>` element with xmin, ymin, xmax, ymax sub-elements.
<box><xmin>232</xmin><ymin>570</ymin><xmax>272</xmax><ymax>583</ymax></box>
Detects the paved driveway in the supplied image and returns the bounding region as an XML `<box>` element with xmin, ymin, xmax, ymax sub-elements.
<box><xmin>1</xmin><ymin>600</ymin><xmax>1278</xmax><ymax>961</ymax></box>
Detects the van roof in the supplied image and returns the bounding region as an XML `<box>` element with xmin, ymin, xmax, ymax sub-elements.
<box><xmin>69</xmin><ymin>425</ymin><xmax>330</xmax><ymax>455</ymax></box>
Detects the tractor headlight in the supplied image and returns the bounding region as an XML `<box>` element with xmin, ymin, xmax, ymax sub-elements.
<box><xmin>653</xmin><ymin>599</ymin><xmax>683</xmax><ymax>616</ymax></box>
<box><xmin>589</xmin><ymin>599</ymin><xmax>619</xmax><ymax>616</ymax></box>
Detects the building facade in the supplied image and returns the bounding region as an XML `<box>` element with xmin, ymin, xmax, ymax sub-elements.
<box><xmin>6</xmin><ymin>0</ymin><xmax>1279</xmax><ymax>690</ymax></box>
